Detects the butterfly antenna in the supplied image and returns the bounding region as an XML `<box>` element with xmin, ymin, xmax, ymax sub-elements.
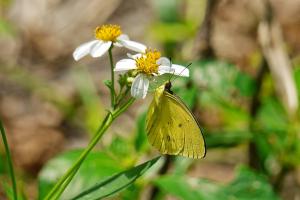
<box><xmin>171</xmin><ymin>62</ymin><xmax>192</xmax><ymax>82</ymax></box>
<box><xmin>167</xmin><ymin>57</ymin><xmax>174</xmax><ymax>83</ymax></box>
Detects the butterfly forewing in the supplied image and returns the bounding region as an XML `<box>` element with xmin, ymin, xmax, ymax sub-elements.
<box><xmin>146</xmin><ymin>94</ymin><xmax>184</xmax><ymax>155</ymax></box>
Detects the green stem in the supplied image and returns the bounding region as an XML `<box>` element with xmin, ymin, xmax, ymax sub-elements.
<box><xmin>115</xmin><ymin>86</ymin><xmax>130</xmax><ymax>108</ymax></box>
<box><xmin>44</xmin><ymin>98</ymin><xmax>135</xmax><ymax>200</ymax></box>
<box><xmin>51</xmin><ymin>166</ymin><xmax>80</xmax><ymax>200</ymax></box>
<box><xmin>0</xmin><ymin>120</ymin><xmax>18</xmax><ymax>200</ymax></box>
<box><xmin>115</xmin><ymin>86</ymin><xmax>124</xmax><ymax>105</ymax></box>
<box><xmin>108</xmin><ymin>46</ymin><xmax>115</xmax><ymax>108</ymax></box>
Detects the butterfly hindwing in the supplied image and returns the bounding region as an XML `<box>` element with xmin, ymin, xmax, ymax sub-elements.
<box><xmin>146</xmin><ymin>89</ymin><xmax>206</xmax><ymax>159</ymax></box>
<box><xmin>165</xmin><ymin>92</ymin><xmax>206</xmax><ymax>158</ymax></box>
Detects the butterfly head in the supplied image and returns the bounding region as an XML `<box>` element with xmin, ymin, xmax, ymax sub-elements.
<box><xmin>164</xmin><ymin>81</ymin><xmax>173</xmax><ymax>94</ymax></box>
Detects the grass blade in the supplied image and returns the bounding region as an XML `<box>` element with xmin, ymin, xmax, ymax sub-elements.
<box><xmin>0</xmin><ymin>120</ymin><xmax>18</xmax><ymax>200</ymax></box>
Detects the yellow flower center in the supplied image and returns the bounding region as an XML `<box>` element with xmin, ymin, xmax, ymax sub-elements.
<box><xmin>136</xmin><ymin>49</ymin><xmax>161</xmax><ymax>75</ymax></box>
<box><xmin>94</xmin><ymin>24</ymin><xmax>122</xmax><ymax>42</ymax></box>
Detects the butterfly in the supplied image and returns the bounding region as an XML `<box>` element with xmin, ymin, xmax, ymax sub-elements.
<box><xmin>146</xmin><ymin>81</ymin><xmax>206</xmax><ymax>159</ymax></box>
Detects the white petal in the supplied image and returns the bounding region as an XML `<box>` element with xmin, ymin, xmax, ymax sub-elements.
<box><xmin>73</xmin><ymin>40</ymin><xmax>99</xmax><ymax>61</ymax></box>
<box><xmin>114</xmin><ymin>59</ymin><xmax>137</xmax><ymax>72</ymax></box>
<box><xmin>115</xmin><ymin>35</ymin><xmax>130</xmax><ymax>47</ymax></box>
<box><xmin>118</xmin><ymin>39</ymin><xmax>147</xmax><ymax>53</ymax></box>
<box><xmin>157</xmin><ymin>57</ymin><xmax>171</xmax><ymax>66</ymax></box>
<box><xmin>127</xmin><ymin>53</ymin><xmax>142</xmax><ymax>59</ymax></box>
<box><xmin>171</xmin><ymin>64</ymin><xmax>189</xmax><ymax>77</ymax></box>
<box><xmin>158</xmin><ymin>65</ymin><xmax>175</xmax><ymax>75</ymax></box>
<box><xmin>90</xmin><ymin>41</ymin><xmax>112</xmax><ymax>57</ymax></box>
<box><xmin>114</xmin><ymin>42</ymin><xmax>123</xmax><ymax>47</ymax></box>
<box><xmin>117</xmin><ymin>34</ymin><xmax>130</xmax><ymax>41</ymax></box>
<box><xmin>131</xmin><ymin>74</ymin><xmax>149</xmax><ymax>99</ymax></box>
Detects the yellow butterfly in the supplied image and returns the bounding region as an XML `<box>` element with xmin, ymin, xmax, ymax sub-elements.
<box><xmin>146</xmin><ymin>81</ymin><xmax>206</xmax><ymax>159</ymax></box>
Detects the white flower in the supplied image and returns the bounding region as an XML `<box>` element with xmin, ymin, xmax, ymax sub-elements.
<box><xmin>73</xmin><ymin>24</ymin><xmax>146</xmax><ymax>61</ymax></box>
<box><xmin>115</xmin><ymin>50</ymin><xmax>189</xmax><ymax>99</ymax></box>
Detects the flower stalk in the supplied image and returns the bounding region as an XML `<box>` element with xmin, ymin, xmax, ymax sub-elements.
<box><xmin>108</xmin><ymin>46</ymin><xmax>116</xmax><ymax>108</ymax></box>
<box><xmin>45</xmin><ymin>32</ymin><xmax>139</xmax><ymax>199</ymax></box>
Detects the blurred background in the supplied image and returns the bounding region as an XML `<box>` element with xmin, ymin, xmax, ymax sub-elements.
<box><xmin>0</xmin><ymin>0</ymin><xmax>300</xmax><ymax>199</ymax></box>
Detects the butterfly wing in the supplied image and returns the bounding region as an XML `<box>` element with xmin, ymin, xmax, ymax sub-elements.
<box><xmin>146</xmin><ymin>90</ymin><xmax>206</xmax><ymax>159</ymax></box>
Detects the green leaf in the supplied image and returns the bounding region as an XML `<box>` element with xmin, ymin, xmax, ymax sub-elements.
<box><xmin>257</xmin><ymin>98</ymin><xmax>288</xmax><ymax>132</ymax></box>
<box><xmin>38</xmin><ymin>150</ymin><xmax>121</xmax><ymax>200</ymax></box>
<box><xmin>205</xmin><ymin>130</ymin><xmax>252</xmax><ymax>148</ymax></box>
<box><xmin>70</xmin><ymin>156</ymin><xmax>161</xmax><ymax>200</ymax></box>
<box><xmin>120</xmin><ymin>184</ymin><xmax>141</xmax><ymax>200</ymax></box>
<box><xmin>234</xmin><ymin>72</ymin><xmax>256</xmax><ymax>97</ymax></box>
<box><xmin>193</xmin><ymin>60</ymin><xmax>238</xmax><ymax>102</ymax></box>
<box><xmin>220</xmin><ymin>166</ymin><xmax>280</xmax><ymax>200</ymax></box>
<box><xmin>192</xmin><ymin>60</ymin><xmax>251</xmax><ymax>129</ymax></box>
<box><xmin>118</xmin><ymin>74</ymin><xmax>128</xmax><ymax>88</ymax></box>
<box><xmin>154</xmin><ymin>175</ymin><xmax>205</xmax><ymax>200</ymax></box>
<box><xmin>109</xmin><ymin>136</ymin><xmax>134</xmax><ymax>158</ymax></box>
<box><xmin>155</xmin><ymin>167</ymin><xmax>280</xmax><ymax>200</ymax></box>
<box><xmin>253</xmin><ymin>98</ymin><xmax>292</xmax><ymax>174</ymax></box>
<box><xmin>104</xmin><ymin>80</ymin><xmax>112</xmax><ymax>90</ymax></box>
